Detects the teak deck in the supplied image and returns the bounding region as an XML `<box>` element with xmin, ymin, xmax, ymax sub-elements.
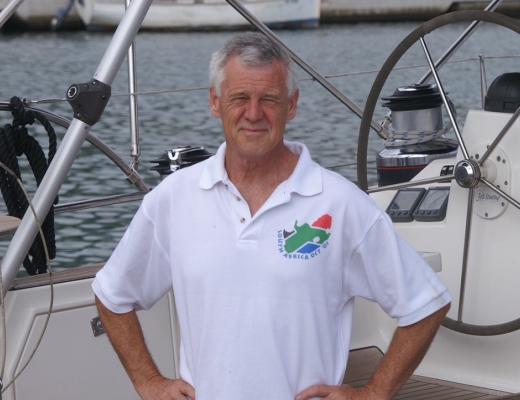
<box><xmin>344</xmin><ymin>347</ymin><xmax>519</xmax><ymax>400</ymax></box>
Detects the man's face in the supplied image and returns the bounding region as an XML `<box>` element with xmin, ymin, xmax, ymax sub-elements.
<box><xmin>210</xmin><ymin>56</ymin><xmax>299</xmax><ymax>162</ymax></box>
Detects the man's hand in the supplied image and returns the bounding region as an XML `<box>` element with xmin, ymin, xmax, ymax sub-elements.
<box><xmin>136</xmin><ymin>375</ymin><xmax>196</xmax><ymax>400</ymax></box>
<box><xmin>296</xmin><ymin>304</ymin><xmax>450</xmax><ymax>400</ymax></box>
<box><xmin>296</xmin><ymin>384</ymin><xmax>381</xmax><ymax>400</ymax></box>
<box><xmin>95</xmin><ymin>298</ymin><xmax>195</xmax><ymax>399</ymax></box>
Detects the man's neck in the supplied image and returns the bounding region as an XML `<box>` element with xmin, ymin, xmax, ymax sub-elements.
<box><xmin>225</xmin><ymin>144</ymin><xmax>299</xmax><ymax>216</ymax></box>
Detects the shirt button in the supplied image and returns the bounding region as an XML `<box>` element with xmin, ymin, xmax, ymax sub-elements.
<box><xmin>236</xmin><ymin>196</ymin><xmax>241</xmax><ymax>201</ymax></box>
<box><xmin>240</xmin><ymin>217</ymin><xmax>246</xmax><ymax>223</ymax></box>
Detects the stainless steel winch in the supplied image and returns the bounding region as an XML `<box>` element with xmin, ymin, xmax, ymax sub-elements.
<box><xmin>377</xmin><ymin>83</ymin><xmax>458</xmax><ymax>186</ymax></box>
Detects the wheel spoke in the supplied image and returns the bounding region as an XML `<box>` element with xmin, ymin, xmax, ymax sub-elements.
<box><xmin>480</xmin><ymin>178</ymin><xmax>520</xmax><ymax>211</ymax></box>
<box><xmin>458</xmin><ymin>187</ymin><xmax>474</xmax><ymax>321</ymax></box>
<box><xmin>420</xmin><ymin>37</ymin><xmax>470</xmax><ymax>160</ymax></box>
<box><xmin>417</xmin><ymin>0</ymin><xmax>504</xmax><ymax>85</ymax></box>
<box><xmin>367</xmin><ymin>174</ymin><xmax>454</xmax><ymax>194</ymax></box>
<box><xmin>479</xmin><ymin>106</ymin><xmax>520</xmax><ymax>165</ymax></box>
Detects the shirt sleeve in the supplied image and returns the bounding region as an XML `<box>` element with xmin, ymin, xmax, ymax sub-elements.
<box><xmin>92</xmin><ymin>199</ymin><xmax>172</xmax><ymax>313</ymax></box>
<box><xmin>344</xmin><ymin>212</ymin><xmax>451</xmax><ymax>326</ymax></box>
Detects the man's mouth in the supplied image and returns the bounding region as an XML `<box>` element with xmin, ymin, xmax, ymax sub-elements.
<box><xmin>239</xmin><ymin>126</ymin><xmax>269</xmax><ymax>134</ymax></box>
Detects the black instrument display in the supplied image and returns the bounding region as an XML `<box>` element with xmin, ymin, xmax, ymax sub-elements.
<box><xmin>412</xmin><ymin>187</ymin><xmax>450</xmax><ymax>222</ymax></box>
<box><xmin>386</xmin><ymin>188</ymin><xmax>426</xmax><ymax>222</ymax></box>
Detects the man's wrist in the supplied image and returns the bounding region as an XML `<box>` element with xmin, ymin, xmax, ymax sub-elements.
<box><xmin>363</xmin><ymin>382</ymin><xmax>392</xmax><ymax>400</ymax></box>
<box><xmin>134</xmin><ymin>371</ymin><xmax>164</xmax><ymax>392</ymax></box>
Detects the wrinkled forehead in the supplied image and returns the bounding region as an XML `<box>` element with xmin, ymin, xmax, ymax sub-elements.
<box><xmin>221</xmin><ymin>57</ymin><xmax>289</xmax><ymax>92</ymax></box>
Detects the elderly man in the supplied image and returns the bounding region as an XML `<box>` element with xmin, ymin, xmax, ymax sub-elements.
<box><xmin>93</xmin><ymin>32</ymin><xmax>451</xmax><ymax>400</ymax></box>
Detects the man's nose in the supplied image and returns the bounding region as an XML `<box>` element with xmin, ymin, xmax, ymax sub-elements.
<box><xmin>244</xmin><ymin>99</ymin><xmax>263</xmax><ymax>121</ymax></box>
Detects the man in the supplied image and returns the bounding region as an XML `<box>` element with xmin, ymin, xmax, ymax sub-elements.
<box><xmin>93</xmin><ymin>32</ymin><xmax>451</xmax><ymax>400</ymax></box>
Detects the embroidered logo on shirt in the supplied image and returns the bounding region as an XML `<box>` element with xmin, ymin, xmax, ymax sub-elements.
<box><xmin>277</xmin><ymin>214</ymin><xmax>332</xmax><ymax>259</ymax></box>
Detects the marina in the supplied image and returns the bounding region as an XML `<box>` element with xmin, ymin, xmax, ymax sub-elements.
<box><xmin>1</xmin><ymin>0</ymin><xmax>520</xmax><ymax>30</ymax></box>
<box><xmin>0</xmin><ymin>0</ymin><xmax>520</xmax><ymax>399</ymax></box>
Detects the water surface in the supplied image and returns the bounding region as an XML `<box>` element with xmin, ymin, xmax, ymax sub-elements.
<box><xmin>0</xmin><ymin>21</ymin><xmax>518</xmax><ymax>269</ymax></box>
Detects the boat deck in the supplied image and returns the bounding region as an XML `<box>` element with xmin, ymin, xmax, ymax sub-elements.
<box><xmin>344</xmin><ymin>347</ymin><xmax>520</xmax><ymax>400</ymax></box>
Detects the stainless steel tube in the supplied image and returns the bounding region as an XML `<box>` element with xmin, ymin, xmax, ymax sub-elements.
<box><xmin>94</xmin><ymin>0</ymin><xmax>154</xmax><ymax>85</ymax></box>
<box><xmin>420</xmin><ymin>37</ymin><xmax>469</xmax><ymax>160</ymax></box>
<box><xmin>0</xmin><ymin>0</ymin><xmax>24</xmax><ymax>29</ymax></box>
<box><xmin>479</xmin><ymin>55</ymin><xmax>488</xmax><ymax>108</ymax></box>
<box><xmin>457</xmin><ymin>187</ymin><xmax>475</xmax><ymax>321</ymax></box>
<box><xmin>126</xmin><ymin>0</ymin><xmax>141</xmax><ymax>168</ymax></box>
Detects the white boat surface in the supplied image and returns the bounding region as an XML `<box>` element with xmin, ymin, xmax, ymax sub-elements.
<box><xmin>1</xmin><ymin>1</ymin><xmax>520</xmax><ymax>400</ymax></box>
<box><xmin>75</xmin><ymin>0</ymin><xmax>321</xmax><ymax>30</ymax></box>
<box><xmin>321</xmin><ymin>0</ymin><xmax>520</xmax><ymax>21</ymax></box>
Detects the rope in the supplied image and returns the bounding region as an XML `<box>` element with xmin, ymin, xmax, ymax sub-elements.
<box><xmin>0</xmin><ymin>96</ymin><xmax>58</xmax><ymax>275</ymax></box>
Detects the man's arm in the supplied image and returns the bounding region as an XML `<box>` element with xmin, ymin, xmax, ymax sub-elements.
<box><xmin>95</xmin><ymin>297</ymin><xmax>195</xmax><ymax>400</ymax></box>
<box><xmin>296</xmin><ymin>303</ymin><xmax>450</xmax><ymax>400</ymax></box>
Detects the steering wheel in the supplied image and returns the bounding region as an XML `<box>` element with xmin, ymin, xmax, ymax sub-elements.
<box><xmin>357</xmin><ymin>11</ymin><xmax>520</xmax><ymax>335</ymax></box>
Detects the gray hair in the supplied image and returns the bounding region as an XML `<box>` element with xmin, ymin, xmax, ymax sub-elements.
<box><xmin>209</xmin><ymin>32</ymin><xmax>297</xmax><ymax>96</ymax></box>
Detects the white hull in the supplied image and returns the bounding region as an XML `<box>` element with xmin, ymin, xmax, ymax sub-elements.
<box><xmin>75</xmin><ymin>0</ymin><xmax>321</xmax><ymax>30</ymax></box>
<box><xmin>3</xmin><ymin>271</ymin><xmax>178</xmax><ymax>400</ymax></box>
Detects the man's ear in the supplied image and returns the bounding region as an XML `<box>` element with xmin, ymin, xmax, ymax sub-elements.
<box><xmin>287</xmin><ymin>88</ymin><xmax>299</xmax><ymax>121</ymax></box>
<box><xmin>209</xmin><ymin>87</ymin><xmax>221</xmax><ymax>118</ymax></box>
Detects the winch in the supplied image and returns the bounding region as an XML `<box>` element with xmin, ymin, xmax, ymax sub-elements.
<box><xmin>377</xmin><ymin>83</ymin><xmax>458</xmax><ymax>186</ymax></box>
<box><xmin>151</xmin><ymin>145</ymin><xmax>212</xmax><ymax>179</ymax></box>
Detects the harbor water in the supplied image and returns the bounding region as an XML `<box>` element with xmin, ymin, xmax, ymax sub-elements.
<box><xmin>0</xmin><ymin>21</ymin><xmax>518</xmax><ymax>270</ymax></box>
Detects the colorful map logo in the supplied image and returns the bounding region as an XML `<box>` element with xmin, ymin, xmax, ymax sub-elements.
<box><xmin>277</xmin><ymin>214</ymin><xmax>332</xmax><ymax>259</ymax></box>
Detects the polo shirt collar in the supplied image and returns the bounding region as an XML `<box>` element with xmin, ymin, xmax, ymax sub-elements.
<box><xmin>284</xmin><ymin>141</ymin><xmax>322</xmax><ymax>196</ymax></box>
<box><xmin>199</xmin><ymin>141</ymin><xmax>322</xmax><ymax>197</ymax></box>
<box><xmin>199</xmin><ymin>142</ymin><xmax>228</xmax><ymax>190</ymax></box>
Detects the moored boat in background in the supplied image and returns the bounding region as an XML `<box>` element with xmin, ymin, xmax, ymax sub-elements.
<box><xmin>75</xmin><ymin>0</ymin><xmax>321</xmax><ymax>30</ymax></box>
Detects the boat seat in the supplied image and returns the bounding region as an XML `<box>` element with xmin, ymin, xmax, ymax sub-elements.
<box><xmin>344</xmin><ymin>347</ymin><xmax>516</xmax><ymax>399</ymax></box>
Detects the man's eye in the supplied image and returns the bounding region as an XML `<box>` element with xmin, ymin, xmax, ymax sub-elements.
<box><xmin>230</xmin><ymin>96</ymin><xmax>248</xmax><ymax>102</ymax></box>
<box><xmin>262</xmin><ymin>97</ymin><xmax>278</xmax><ymax>104</ymax></box>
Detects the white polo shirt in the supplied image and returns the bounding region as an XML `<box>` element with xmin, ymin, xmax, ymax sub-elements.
<box><xmin>93</xmin><ymin>141</ymin><xmax>451</xmax><ymax>400</ymax></box>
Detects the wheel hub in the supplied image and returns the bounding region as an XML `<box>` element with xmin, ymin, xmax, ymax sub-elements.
<box><xmin>455</xmin><ymin>159</ymin><xmax>481</xmax><ymax>188</ymax></box>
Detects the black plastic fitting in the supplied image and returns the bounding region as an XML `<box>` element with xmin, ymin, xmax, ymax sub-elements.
<box><xmin>66</xmin><ymin>79</ymin><xmax>111</xmax><ymax>126</ymax></box>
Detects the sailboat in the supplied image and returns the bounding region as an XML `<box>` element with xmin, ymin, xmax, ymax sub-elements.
<box><xmin>0</xmin><ymin>0</ymin><xmax>519</xmax><ymax>399</ymax></box>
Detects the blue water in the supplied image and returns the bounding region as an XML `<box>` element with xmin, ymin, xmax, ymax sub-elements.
<box><xmin>0</xmin><ymin>21</ymin><xmax>518</xmax><ymax>269</ymax></box>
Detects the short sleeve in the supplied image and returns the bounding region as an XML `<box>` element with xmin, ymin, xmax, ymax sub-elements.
<box><xmin>92</xmin><ymin>200</ymin><xmax>172</xmax><ymax>313</ymax></box>
<box><xmin>344</xmin><ymin>212</ymin><xmax>451</xmax><ymax>326</ymax></box>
